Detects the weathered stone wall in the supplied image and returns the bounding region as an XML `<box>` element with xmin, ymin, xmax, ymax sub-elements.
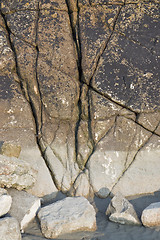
<box><xmin>0</xmin><ymin>0</ymin><xmax>159</xmax><ymax>199</ymax></box>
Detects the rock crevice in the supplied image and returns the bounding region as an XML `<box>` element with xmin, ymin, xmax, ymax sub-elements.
<box><xmin>0</xmin><ymin>0</ymin><xmax>159</xmax><ymax>198</ymax></box>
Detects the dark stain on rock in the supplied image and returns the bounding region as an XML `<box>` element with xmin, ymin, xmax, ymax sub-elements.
<box><xmin>0</xmin><ymin>75</ymin><xmax>15</xmax><ymax>100</ymax></box>
<box><xmin>92</xmin><ymin>33</ymin><xmax>160</xmax><ymax>112</ymax></box>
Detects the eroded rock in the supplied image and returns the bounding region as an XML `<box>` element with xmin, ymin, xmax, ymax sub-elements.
<box><xmin>71</xmin><ymin>170</ymin><xmax>93</xmax><ymax>198</ymax></box>
<box><xmin>112</xmin><ymin>135</ymin><xmax>160</xmax><ymax>196</ymax></box>
<box><xmin>38</xmin><ymin>197</ymin><xmax>97</xmax><ymax>238</ymax></box>
<box><xmin>19</xmin><ymin>146</ymin><xmax>58</xmax><ymax>202</ymax></box>
<box><xmin>0</xmin><ymin>0</ymin><xmax>159</xmax><ymax>200</ymax></box>
<box><xmin>0</xmin><ymin>54</ymin><xmax>58</xmax><ymax>199</ymax></box>
<box><xmin>91</xmin><ymin>3</ymin><xmax>160</xmax><ymax>112</ymax></box>
<box><xmin>106</xmin><ymin>192</ymin><xmax>141</xmax><ymax>226</ymax></box>
<box><xmin>0</xmin><ymin>155</ymin><xmax>37</xmax><ymax>190</ymax></box>
<box><xmin>0</xmin><ymin>15</ymin><xmax>15</xmax><ymax>74</ymax></box>
<box><xmin>44</xmin><ymin>146</ymin><xmax>80</xmax><ymax>192</ymax></box>
<box><xmin>87</xmin><ymin>116</ymin><xmax>153</xmax><ymax>198</ymax></box>
<box><xmin>0</xmin><ymin>142</ymin><xmax>21</xmax><ymax>158</ymax></box>
<box><xmin>8</xmin><ymin>189</ymin><xmax>41</xmax><ymax>231</ymax></box>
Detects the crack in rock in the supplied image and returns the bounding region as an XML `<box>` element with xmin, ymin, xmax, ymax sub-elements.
<box><xmin>0</xmin><ymin>1</ymin><xmax>160</xmax><ymax>198</ymax></box>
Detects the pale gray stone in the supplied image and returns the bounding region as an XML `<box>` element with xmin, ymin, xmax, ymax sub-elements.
<box><xmin>0</xmin><ymin>188</ymin><xmax>12</xmax><ymax>217</ymax></box>
<box><xmin>87</xmin><ymin>117</ymin><xmax>154</xmax><ymax>198</ymax></box>
<box><xmin>20</xmin><ymin>147</ymin><xmax>58</xmax><ymax>201</ymax></box>
<box><xmin>141</xmin><ymin>202</ymin><xmax>160</xmax><ymax>227</ymax></box>
<box><xmin>8</xmin><ymin>189</ymin><xmax>41</xmax><ymax>231</ymax></box>
<box><xmin>44</xmin><ymin>146</ymin><xmax>71</xmax><ymax>191</ymax></box>
<box><xmin>0</xmin><ymin>155</ymin><xmax>37</xmax><ymax>190</ymax></box>
<box><xmin>38</xmin><ymin>197</ymin><xmax>97</xmax><ymax>238</ymax></box>
<box><xmin>87</xmin><ymin>143</ymin><xmax>126</xmax><ymax>198</ymax></box>
<box><xmin>0</xmin><ymin>217</ymin><xmax>21</xmax><ymax>240</ymax></box>
<box><xmin>112</xmin><ymin>136</ymin><xmax>160</xmax><ymax>197</ymax></box>
<box><xmin>106</xmin><ymin>192</ymin><xmax>141</xmax><ymax>226</ymax></box>
<box><xmin>71</xmin><ymin>171</ymin><xmax>93</xmax><ymax>198</ymax></box>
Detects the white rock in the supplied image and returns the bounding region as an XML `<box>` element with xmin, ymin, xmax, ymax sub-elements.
<box><xmin>106</xmin><ymin>192</ymin><xmax>141</xmax><ymax>226</ymax></box>
<box><xmin>71</xmin><ymin>171</ymin><xmax>92</xmax><ymax>198</ymax></box>
<box><xmin>20</xmin><ymin>147</ymin><xmax>58</xmax><ymax>201</ymax></box>
<box><xmin>0</xmin><ymin>217</ymin><xmax>21</xmax><ymax>240</ymax></box>
<box><xmin>0</xmin><ymin>188</ymin><xmax>12</xmax><ymax>217</ymax></box>
<box><xmin>0</xmin><ymin>154</ymin><xmax>37</xmax><ymax>190</ymax></box>
<box><xmin>87</xmin><ymin>129</ymin><xmax>127</xmax><ymax>198</ymax></box>
<box><xmin>8</xmin><ymin>189</ymin><xmax>41</xmax><ymax>231</ymax></box>
<box><xmin>44</xmin><ymin>146</ymin><xmax>71</xmax><ymax>191</ymax></box>
<box><xmin>112</xmin><ymin>136</ymin><xmax>160</xmax><ymax>197</ymax></box>
<box><xmin>141</xmin><ymin>202</ymin><xmax>160</xmax><ymax>227</ymax></box>
<box><xmin>38</xmin><ymin>197</ymin><xmax>97</xmax><ymax>238</ymax></box>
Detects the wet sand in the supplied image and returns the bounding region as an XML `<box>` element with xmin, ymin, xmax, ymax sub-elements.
<box><xmin>22</xmin><ymin>191</ymin><xmax>160</xmax><ymax>240</ymax></box>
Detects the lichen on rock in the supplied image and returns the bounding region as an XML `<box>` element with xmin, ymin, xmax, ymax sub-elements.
<box><xmin>0</xmin><ymin>0</ymin><xmax>159</xmax><ymax>199</ymax></box>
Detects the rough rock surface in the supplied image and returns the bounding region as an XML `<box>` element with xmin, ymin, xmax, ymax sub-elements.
<box><xmin>19</xmin><ymin>147</ymin><xmax>58</xmax><ymax>201</ymax></box>
<box><xmin>70</xmin><ymin>170</ymin><xmax>93</xmax><ymax>198</ymax></box>
<box><xmin>8</xmin><ymin>188</ymin><xmax>41</xmax><ymax>231</ymax></box>
<box><xmin>0</xmin><ymin>142</ymin><xmax>21</xmax><ymax>158</ymax></box>
<box><xmin>0</xmin><ymin>1</ymin><xmax>159</xmax><ymax>198</ymax></box>
<box><xmin>141</xmin><ymin>202</ymin><xmax>160</xmax><ymax>227</ymax></box>
<box><xmin>106</xmin><ymin>192</ymin><xmax>141</xmax><ymax>226</ymax></box>
<box><xmin>38</xmin><ymin>197</ymin><xmax>97</xmax><ymax>238</ymax></box>
<box><xmin>0</xmin><ymin>188</ymin><xmax>12</xmax><ymax>217</ymax></box>
<box><xmin>0</xmin><ymin>217</ymin><xmax>21</xmax><ymax>240</ymax></box>
<box><xmin>0</xmin><ymin>155</ymin><xmax>37</xmax><ymax>190</ymax></box>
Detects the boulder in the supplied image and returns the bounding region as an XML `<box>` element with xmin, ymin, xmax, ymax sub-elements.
<box><xmin>8</xmin><ymin>189</ymin><xmax>41</xmax><ymax>231</ymax></box>
<box><xmin>0</xmin><ymin>188</ymin><xmax>12</xmax><ymax>217</ymax></box>
<box><xmin>106</xmin><ymin>192</ymin><xmax>141</xmax><ymax>226</ymax></box>
<box><xmin>38</xmin><ymin>197</ymin><xmax>97</xmax><ymax>238</ymax></box>
<box><xmin>0</xmin><ymin>217</ymin><xmax>21</xmax><ymax>240</ymax></box>
<box><xmin>141</xmin><ymin>202</ymin><xmax>160</xmax><ymax>227</ymax></box>
<box><xmin>0</xmin><ymin>155</ymin><xmax>37</xmax><ymax>190</ymax></box>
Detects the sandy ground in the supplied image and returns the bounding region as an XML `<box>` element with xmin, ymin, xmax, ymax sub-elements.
<box><xmin>22</xmin><ymin>191</ymin><xmax>160</xmax><ymax>240</ymax></box>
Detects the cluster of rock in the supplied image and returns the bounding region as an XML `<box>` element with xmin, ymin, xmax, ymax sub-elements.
<box><xmin>0</xmin><ymin>186</ymin><xmax>97</xmax><ymax>239</ymax></box>
<box><xmin>0</xmin><ymin>216</ymin><xmax>21</xmax><ymax>240</ymax></box>
<box><xmin>106</xmin><ymin>192</ymin><xmax>160</xmax><ymax>229</ymax></box>
<box><xmin>0</xmin><ymin>135</ymin><xmax>160</xmax><ymax>239</ymax></box>
<box><xmin>0</xmin><ymin>188</ymin><xmax>40</xmax><ymax>240</ymax></box>
<box><xmin>0</xmin><ymin>0</ymin><xmax>160</xmax><ymax>202</ymax></box>
<box><xmin>1</xmin><ymin>184</ymin><xmax>160</xmax><ymax>240</ymax></box>
<box><xmin>0</xmin><ymin>142</ymin><xmax>96</xmax><ymax>239</ymax></box>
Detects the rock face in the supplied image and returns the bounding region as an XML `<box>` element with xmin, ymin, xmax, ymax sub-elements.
<box><xmin>38</xmin><ymin>197</ymin><xmax>97</xmax><ymax>238</ymax></box>
<box><xmin>0</xmin><ymin>217</ymin><xmax>21</xmax><ymax>240</ymax></box>
<box><xmin>0</xmin><ymin>1</ymin><xmax>159</xmax><ymax>198</ymax></box>
<box><xmin>8</xmin><ymin>189</ymin><xmax>41</xmax><ymax>231</ymax></box>
<box><xmin>0</xmin><ymin>142</ymin><xmax>21</xmax><ymax>158</ymax></box>
<box><xmin>0</xmin><ymin>155</ymin><xmax>37</xmax><ymax>190</ymax></box>
<box><xmin>0</xmin><ymin>188</ymin><xmax>12</xmax><ymax>217</ymax></box>
<box><xmin>106</xmin><ymin>192</ymin><xmax>141</xmax><ymax>226</ymax></box>
<box><xmin>70</xmin><ymin>170</ymin><xmax>93</xmax><ymax>198</ymax></box>
<box><xmin>141</xmin><ymin>202</ymin><xmax>160</xmax><ymax>227</ymax></box>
